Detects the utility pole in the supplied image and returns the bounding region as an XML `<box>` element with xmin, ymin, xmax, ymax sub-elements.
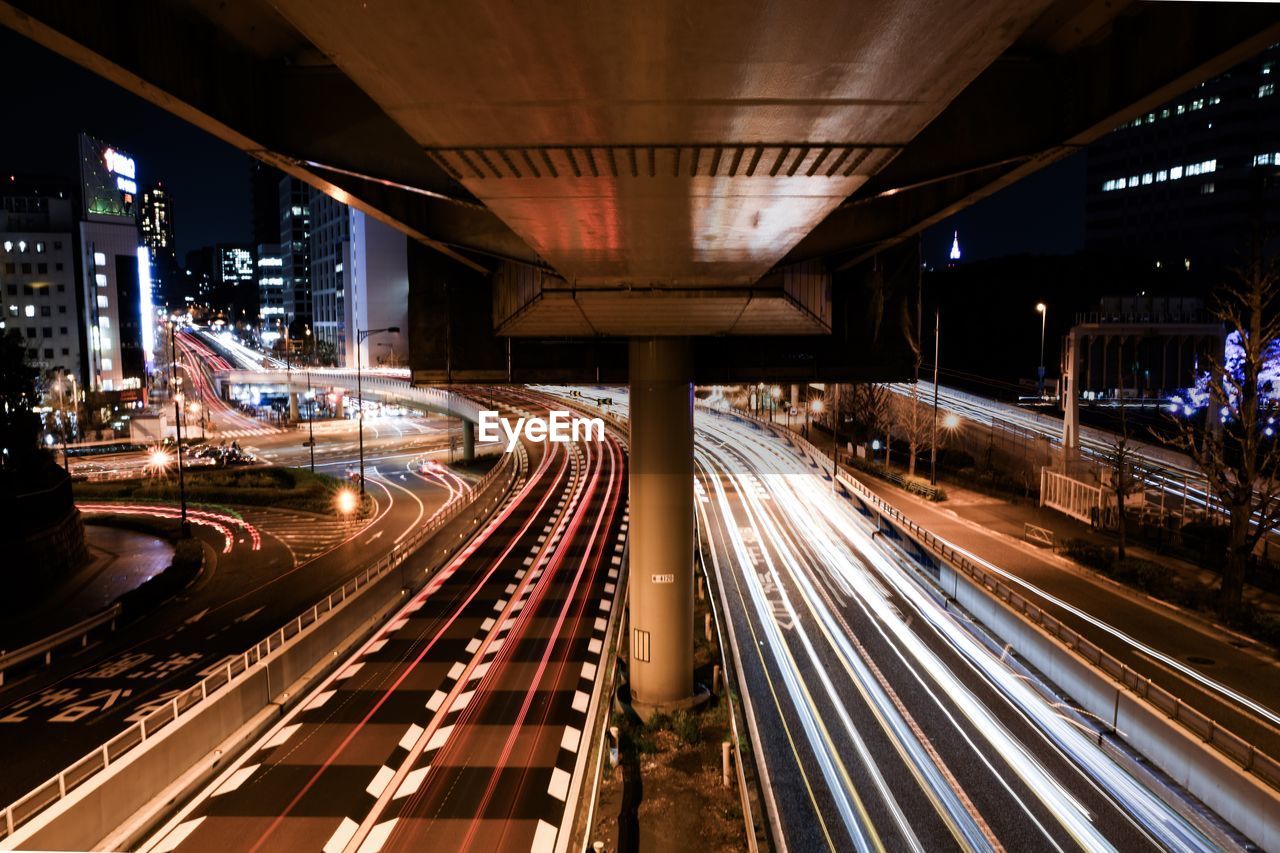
<box><xmin>930</xmin><ymin>309</ymin><xmax>940</xmax><ymax>486</ymax></box>
<box><xmin>831</xmin><ymin>385</ymin><xmax>841</xmax><ymax>487</ymax></box>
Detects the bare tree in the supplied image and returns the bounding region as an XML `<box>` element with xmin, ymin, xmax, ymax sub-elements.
<box><xmin>847</xmin><ymin>383</ymin><xmax>892</xmax><ymax>461</ymax></box>
<box><xmin>1175</xmin><ymin>256</ymin><xmax>1280</xmax><ymax>611</ymax></box>
<box><xmin>1099</xmin><ymin>356</ymin><xmax>1145</xmax><ymax>561</ymax></box>
<box><xmin>890</xmin><ymin>384</ymin><xmax>934</xmax><ymax>478</ymax></box>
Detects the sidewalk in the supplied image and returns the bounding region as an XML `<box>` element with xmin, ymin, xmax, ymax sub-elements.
<box><xmin>780</xmin><ymin>417</ymin><xmax>1280</xmax><ymax>758</ymax></box>
<box><xmin>0</xmin><ymin>524</ymin><xmax>174</xmax><ymax>651</ymax></box>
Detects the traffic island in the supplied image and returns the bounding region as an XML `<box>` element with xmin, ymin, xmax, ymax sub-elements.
<box><xmin>588</xmin><ymin>568</ymin><xmax>765</xmax><ymax>852</ymax></box>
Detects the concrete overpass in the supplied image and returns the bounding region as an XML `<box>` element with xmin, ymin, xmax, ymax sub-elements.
<box><xmin>217</xmin><ymin>368</ymin><xmax>482</xmax><ymax>459</ymax></box>
<box><xmin>6</xmin><ymin>0</ymin><xmax>1279</xmax><ymax>710</ymax></box>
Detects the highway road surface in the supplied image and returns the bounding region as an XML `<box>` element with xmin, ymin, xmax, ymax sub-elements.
<box><xmin>142</xmin><ymin>390</ymin><xmax>627</xmax><ymax>853</ymax></box>
<box><xmin>695</xmin><ymin>409</ymin><xmax>1245</xmax><ymax>851</ymax></box>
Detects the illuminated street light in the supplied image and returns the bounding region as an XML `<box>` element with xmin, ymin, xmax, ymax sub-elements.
<box><xmin>336</xmin><ymin>487</ymin><xmax>358</xmax><ymax>515</ymax></box>
<box><xmin>943</xmin><ymin>412</ymin><xmax>961</xmax><ymax>430</ymax></box>
<box><xmin>1036</xmin><ymin>302</ymin><xmax>1048</xmax><ymax>398</ymax></box>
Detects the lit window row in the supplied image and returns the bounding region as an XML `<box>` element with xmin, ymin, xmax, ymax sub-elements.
<box><xmin>1100</xmin><ymin>159</ymin><xmax>1216</xmax><ymax>192</ymax></box>
<box><xmin>1</xmin><ymin>240</ymin><xmax>47</xmax><ymax>254</ymax></box>
<box><xmin>1261</xmin><ymin>83</ymin><xmax>1276</xmax><ymax>98</ymax></box>
<box><xmin>1119</xmin><ymin>96</ymin><xmax>1222</xmax><ymax>131</ymax></box>
<box><xmin>1255</xmin><ymin>152</ymin><xmax>1280</xmax><ymax>166</ymax></box>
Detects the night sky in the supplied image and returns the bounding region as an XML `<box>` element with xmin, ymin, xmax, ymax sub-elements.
<box><xmin>0</xmin><ymin>24</ymin><xmax>1085</xmax><ymax>266</ymax></box>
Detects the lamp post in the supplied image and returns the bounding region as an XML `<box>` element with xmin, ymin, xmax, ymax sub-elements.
<box><xmin>168</xmin><ymin>320</ymin><xmax>190</xmax><ymax>536</ymax></box>
<box><xmin>770</xmin><ymin>385</ymin><xmax>781</xmax><ymax>424</ymax></box>
<box><xmin>1036</xmin><ymin>302</ymin><xmax>1048</xmax><ymax>398</ymax></box>
<box><xmin>306</xmin><ymin>370</ymin><xmax>316</xmax><ymax>473</ymax></box>
<box><xmin>355</xmin><ymin>326</ymin><xmax>400</xmax><ymax>496</ymax></box>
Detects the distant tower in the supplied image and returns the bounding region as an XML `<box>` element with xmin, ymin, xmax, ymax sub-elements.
<box><xmin>949</xmin><ymin>230</ymin><xmax>962</xmax><ymax>264</ymax></box>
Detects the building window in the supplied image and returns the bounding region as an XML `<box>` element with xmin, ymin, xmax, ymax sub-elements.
<box><xmin>61</xmin><ymin>348</ymin><xmax>69</xmax><ymax>356</ymax></box>
<box><xmin>58</xmin><ymin>305</ymin><xmax>66</xmax><ymax>314</ymax></box>
<box><xmin>35</xmin><ymin>242</ymin><xmax>45</xmax><ymax>254</ymax></box>
<box><xmin>55</xmin><ymin>263</ymin><xmax>63</xmax><ymax>272</ymax></box>
<box><xmin>97</xmin><ymin>294</ymin><xmax>108</xmax><ymax>309</ymax></box>
<box><xmin>1202</xmin><ymin>182</ymin><xmax>1215</xmax><ymax>194</ymax></box>
<box><xmin>1259</xmin><ymin>83</ymin><xmax>1275</xmax><ymax>98</ymax></box>
<box><xmin>3</xmin><ymin>263</ymin><xmax>13</xmax><ymax>274</ymax></box>
<box><xmin>59</xmin><ymin>326</ymin><xmax>67</xmax><ymax>334</ymax></box>
<box><xmin>24</xmin><ymin>305</ymin><xmax>34</xmax><ymax>317</ymax></box>
<box><xmin>42</xmin><ymin>327</ymin><xmax>52</xmax><ymax>338</ymax></box>
<box><xmin>53</xmin><ymin>241</ymin><xmax>62</xmax><ymax>250</ymax></box>
<box><xmin>1170</xmin><ymin>166</ymin><xmax>1184</xmax><ymax>180</ymax></box>
<box><xmin>4</xmin><ymin>284</ymin><xmax>13</xmax><ymax>295</ymax></box>
<box><xmin>44</xmin><ymin>348</ymin><xmax>54</xmax><ymax>359</ymax></box>
<box><xmin>101</xmin><ymin>357</ymin><xmax>112</xmax><ymax>371</ymax></box>
<box><xmin>21</xmin><ymin>263</ymin><xmax>31</xmax><ymax>274</ymax></box>
<box><xmin>93</xmin><ymin>252</ymin><xmax>106</xmax><ymax>267</ymax></box>
<box><xmin>56</xmin><ymin>284</ymin><xmax>64</xmax><ymax>292</ymax></box>
<box><xmin>37</xmin><ymin>263</ymin><xmax>47</xmax><ymax>274</ymax></box>
<box><xmin>40</xmin><ymin>305</ymin><xmax>50</xmax><ymax>317</ymax></box>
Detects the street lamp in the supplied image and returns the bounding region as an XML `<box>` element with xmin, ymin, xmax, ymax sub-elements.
<box><xmin>1036</xmin><ymin>302</ymin><xmax>1048</xmax><ymax>399</ymax></box>
<box><xmin>355</xmin><ymin>326</ymin><xmax>400</xmax><ymax>496</ymax></box>
<box><xmin>809</xmin><ymin>396</ymin><xmax>823</xmax><ymax>438</ymax></box>
<box><xmin>930</xmin><ymin>308</ymin><xmax>940</xmax><ymax>486</ymax></box>
<box><xmin>167</xmin><ymin>319</ymin><xmax>190</xmax><ymax>536</ymax></box>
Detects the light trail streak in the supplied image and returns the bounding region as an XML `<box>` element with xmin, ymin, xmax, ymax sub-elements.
<box><xmin>699</xmin><ymin>413</ymin><xmax>1222</xmax><ymax>851</ymax></box>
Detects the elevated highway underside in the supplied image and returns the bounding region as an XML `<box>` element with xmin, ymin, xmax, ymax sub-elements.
<box><xmin>3</xmin><ymin>0</ymin><xmax>1279</xmax><ymax>379</ymax></box>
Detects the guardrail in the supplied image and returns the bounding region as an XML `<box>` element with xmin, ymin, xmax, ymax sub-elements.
<box><xmin>0</xmin><ymin>604</ymin><xmax>122</xmax><ymax>687</ymax></box>
<box><xmin>717</xmin><ymin>405</ymin><xmax>1280</xmax><ymax>795</ymax></box>
<box><xmin>1</xmin><ymin>449</ymin><xmax>518</xmax><ymax>842</ymax></box>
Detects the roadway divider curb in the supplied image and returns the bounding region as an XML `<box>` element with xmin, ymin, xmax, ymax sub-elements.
<box><xmin>0</xmin><ymin>445</ymin><xmax>521</xmax><ymax>850</ymax></box>
<box><xmin>716</xmin><ymin>405</ymin><xmax>1280</xmax><ymax>851</ymax></box>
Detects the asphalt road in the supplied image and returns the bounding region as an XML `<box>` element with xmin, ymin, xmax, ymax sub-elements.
<box><xmin>695</xmin><ymin>411</ymin><xmax>1241</xmax><ymax>852</ymax></box>
<box><xmin>143</xmin><ymin>389</ymin><xmax>627</xmax><ymax>853</ymax></box>
<box><xmin>0</xmin><ymin>435</ymin><xmax>478</xmax><ymax>806</ymax></box>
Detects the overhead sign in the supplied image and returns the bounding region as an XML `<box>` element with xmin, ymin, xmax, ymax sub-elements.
<box><xmin>80</xmin><ymin>133</ymin><xmax>139</xmax><ymax>220</ymax></box>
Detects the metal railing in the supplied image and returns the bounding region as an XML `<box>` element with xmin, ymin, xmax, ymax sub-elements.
<box><xmin>1</xmin><ymin>449</ymin><xmax>519</xmax><ymax>842</ymax></box>
<box><xmin>0</xmin><ymin>605</ymin><xmax>122</xmax><ymax>687</ymax></box>
<box><xmin>721</xmin><ymin>406</ymin><xmax>1280</xmax><ymax>794</ymax></box>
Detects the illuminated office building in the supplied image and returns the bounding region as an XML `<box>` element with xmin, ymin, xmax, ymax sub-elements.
<box><xmin>0</xmin><ymin>176</ymin><xmax>81</xmax><ymax>382</ymax></box>
<box><xmin>77</xmin><ymin>133</ymin><xmax>151</xmax><ymax>398</ymax></box>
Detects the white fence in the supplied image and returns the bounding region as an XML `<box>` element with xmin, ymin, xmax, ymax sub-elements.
<box><xmin>1040</xmin><ymin>467</ymin><xmax>1103</xmax><ymax>525</ymax></box>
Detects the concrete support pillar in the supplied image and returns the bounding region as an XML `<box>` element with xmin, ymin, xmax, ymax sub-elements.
<box><xmin>461</xmin><ymin>419</ymin><xmax>475</xmax><ymax>462</ymax></box>
<box><xmin>335</xmin><ymin>392</ymin><xmax>346</xmax><ymax>419</ymax></box>
<box><xmin>289</xmin><ymin>391</ymin><xmax>300</xmax><ymax>422</ymax></box>
<box><xmin>628</xmin><ymin>337</ymin><xmax>695</xmax><ymax>713</ymax></box>
<box><xmin>1062</xmin><ymin>329</ymin><xmax>1081</xmax><ymax>470</ymax></box>
<box><xmin>790</xmin><ymin>384</ymin><xmax>800</xmax><ymax>412</ymax></box>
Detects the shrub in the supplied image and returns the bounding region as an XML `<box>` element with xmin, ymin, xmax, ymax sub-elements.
<box><xmin>671</xmin><ymin>710</ymin><xmax>701</xmax><ymax>746</ymax></box>
<box><xmin>1061</xmin><ymin>538</ymin><xmax>1112</xmax><ymax>571</ymax></box>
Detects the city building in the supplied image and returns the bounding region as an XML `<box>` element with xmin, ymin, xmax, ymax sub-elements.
<box><xmin>346</xmin><ymin>209</ymin><xmax>408</xmax><ymax>368</ymax></box>
<box><xmin>140</xmin><ymin>182</ymin><xmax>180</xmax><ymax>306</ymax></box>
<box><xmin>0</xmin><ymin>176</ymin><xmax>81</xmax><ymax>383</ymax></box>
<box><xmin>257</xmin><ymin>242</ymin><xmax>285</xmax><ymax>337</ymax></box>
<box><xmin>309</xmin><ymin>188</ymin><xmax>347</xmax><ymax>362</ymax></box>
<box><xmin>279</xmin><ymin>176</ymin><xmax>311</xmax><ymax>335</ymax></box>
<box><xmin>308</xmin><ymin>189</ymin><xmax>409</xmax><ymax>368</ymax></box>
<box><xmin>249</xmin><ymin>161</ymin><xmax>282</xmax><ymax>247</ymax></box>
<box><xmin>1086</xmin><ymin>44</ymin><xmax>1280</xmax><ymax>272</ymax></box>
<box><xmin>77</xmin><ymin>133</ymin><xmax>151</xmax><ymax>398</ymax></box>
<box><xmin>218</xmin><ymin>244</ymin><xmax>256</xmax><ymax>321</ymax></box>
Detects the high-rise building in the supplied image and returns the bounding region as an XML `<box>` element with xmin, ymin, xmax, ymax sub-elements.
<box><xmin>257</xmin><ymin>243</ymin><xmax>285</xmax><ymax>336</ymax></box>
<box><xmin>1086</xmin><ymin>45</ymin><xmax>1280</xmax><ymax>272</ymax></box>
<box><xmin>77</xmin><ymin>133</ymin><xmax>152</xmax><ymax>399</ymax></box>
<box><xmin>279</xmin><ymin>177</ymin><xmax>311</xmax><ymax>335</ymax></box>
<box><xmin>308</xmin><ymin>190</ymin><xmax>409</xmax><ymax>368</ymax></box>
<box><xmin>250</xmin><ymin>161</ymin><xmax>282</xmax><ymax>248</ymax></box>
<box><xmin>309</xmin><ymin>188</ymin><xmax>348</xmax><ymax>361</ymax></box>
<box><xmin>140</xmin><ymin>183</ymin><xmax>180</xmax><ymax>306</ymax></box>
<box><xmin>1</xmin><ymin>176</ymin><xmax>81</xmax><ymax>383</ymax></box>
<box><xmin>346</xmin><ymin>209</ymin><xmax>408</xmax><ymax>368</ymax></box>
<box><xmin>218</xmin><ymin>244</ymin><xmax>256</xmax><ymax>321</ymax></box>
